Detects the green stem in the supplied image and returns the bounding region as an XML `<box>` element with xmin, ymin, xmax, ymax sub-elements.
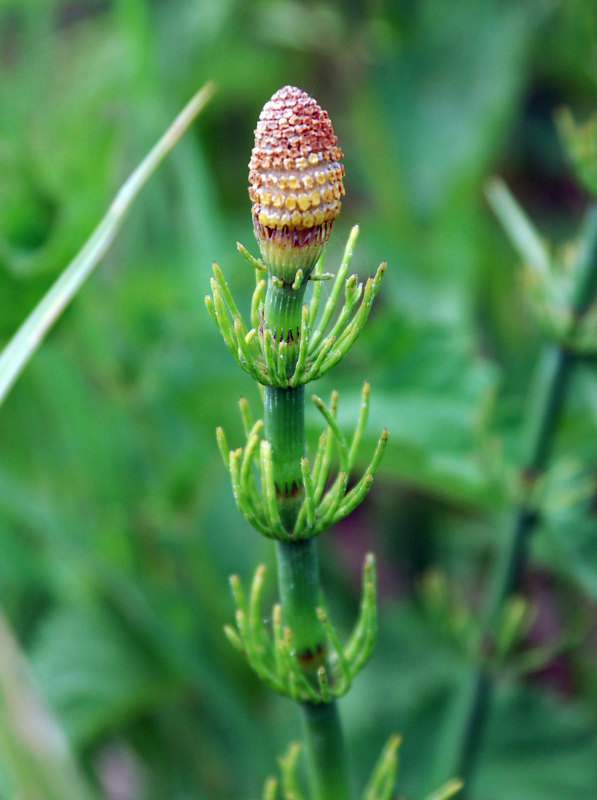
<box><xmin>275</xmin><ymin>539</ymin><xmax>325</xmax><ymax>666</ymax></box>
<box><xmin>302</xmin><ymin>701</ymin><xmax>352</xmax><ymax>800</ymax></box>
<box><xmin>264</xmin><ymin>386</ymin><xmax>305</xmax><ymax>530</ymax></box>
<box><xmin>264</xmin><ymin>279</ymin><xmax>307</xmax><ymax>346</ymax></box>
<box><xmin>263</xmin><ymin>272</ymin><xmax>352</xmax><ymax>800</ymax></box>
<box><xmin>485</xmin><ymin>346</ymin><xmax>574</xmax><ymax>628</ymax></box>
<box><xmin>445</xmin><ymin>348</ymin><xmax>573</xmax><ymax>788</ymax></box>
<box><xmin>276</xmin><ymin>540</ymin><xmax>352</xmax><ymax>800</ymax></box>
<box><xmin>435</xmin><ymin>204</ymin><xmax>597</xmax><ymax>795</ymax></box>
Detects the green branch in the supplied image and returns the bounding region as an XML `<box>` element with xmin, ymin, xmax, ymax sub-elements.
<box><xmin>434</xmin><ymin>195</ymin><xmax>597</xmax><ymax>795</ymax></box>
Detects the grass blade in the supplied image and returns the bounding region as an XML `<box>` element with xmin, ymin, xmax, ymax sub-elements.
<box><xmin>0</xmin><ymin>612</ymin><xmax>98</xmax><ymax>800</ymax></box>
<box><xmin>0</xmin><ymin>81</ymin><xmax>215</xmax><ymax>408</ymax></box>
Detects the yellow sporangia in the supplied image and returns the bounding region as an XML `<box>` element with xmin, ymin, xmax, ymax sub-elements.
<box><xmin>249</xmin><ymin>86</ymin><xmax>345</xmax><ymax>277</ymax></box>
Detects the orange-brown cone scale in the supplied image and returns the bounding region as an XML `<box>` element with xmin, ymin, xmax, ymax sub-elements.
<box><xmin>249</xmin><ymin>86</ymin><xmax>345</xmax><ymax>281</ymax></box>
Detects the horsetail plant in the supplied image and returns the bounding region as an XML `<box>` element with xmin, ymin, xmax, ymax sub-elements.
<box><xmin>207</xmin><ymin>86</ymin><xmax>463</xmax><ymax>800</ymax></box>
<box><xmin>432</xmin><ymin>117</ymin><xmax>597</xmax><ymax>798</ymax></box>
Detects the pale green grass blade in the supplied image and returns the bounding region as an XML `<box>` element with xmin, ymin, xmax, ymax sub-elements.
<box><xmin>0</xmin><ymin>612</ymin><xmax>98</xmax><ymax>800</ymax></box>
<box><xmin>0</xmin><ymin>81</ymin><xmax>215</xmax><ymax>409</ymax></box>
<box><xmin>485</xmin><ymin>177</ymin><xmax>550</xmax><ymax>279</ymax></box>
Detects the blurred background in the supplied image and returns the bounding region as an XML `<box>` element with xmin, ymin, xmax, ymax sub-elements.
<box><xmin>1</xmin><ymin>1</ymin><xmax>597</xmax><ymax>798</ymax></box>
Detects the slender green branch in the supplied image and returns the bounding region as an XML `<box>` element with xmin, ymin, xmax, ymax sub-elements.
<box><xmin>436</xmin><ymin>202</ymin><xmax>597</xmax><ymax>795</ymax></box>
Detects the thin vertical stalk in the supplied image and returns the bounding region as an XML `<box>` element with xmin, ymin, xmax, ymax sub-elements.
<box><xmin>435</xmin><ymin>204</ymin><xmax>597</xmax><ymax>795</ymax></box>
<box><xmin>441</xmin><ymin>346</ymin><xmax>574</xmax><ymax>790</ymax></box>
<box><xmin>486</xmin><ymin>345</ymin><xmax>574</xmax><ymax>631</ymax></box>
<box><xmin>263</xmin><ymin>268</ymin><xmax>353</xmax><ymax>799</ymax></box>
<box><xmin>275</xmin><ymin>539</ymin><xmax>325</xmax><ymax>670</ymax></box>
<box><xmin>276</xmin><ymin>540</ymin><xmax>352</xmax><ymax>800</ymax></box>
<box><xmin>302</xmin><ymin>701</ymin><xmax>351</xmax><ymax>800</ymax></box>
<box><xmin>264</xmin><ymin>386</ymin><xmax>305</xmax><ymax>530</ymax></box>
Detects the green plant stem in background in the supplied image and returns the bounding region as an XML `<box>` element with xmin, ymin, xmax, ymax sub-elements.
<box><xmin>442</xmin><ymin>345</ymin><xmax>574</xmax><ymax>792</ymax></box>
<box><xmin>437</xmin><ymin>203</ymin><xmax>597</xmax><ymax>796</ymax></box>
<box><xmin>486</xmin><ymin>346</ymin><xmax>574</xmax><ymax>629</ymax></box>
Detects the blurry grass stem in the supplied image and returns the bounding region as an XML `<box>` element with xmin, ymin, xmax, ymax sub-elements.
<box><xmin>436</xmin><ymin>186</ymin><xmax>597</xmax><ymax>795</ymax></box>
<box><xmin>0</xmin><ymin>612</ymin><xmax>97</xmax><ymax>800</ymax></box>
<box><xmin>0</xmin><ymin>81</ymin><xmax>215</xmax><ymax>409</ymax></box>
<box><xmin>484</xmin><ymin>178</ymin><xmax>550</xmax><ymax>280</ymax></box>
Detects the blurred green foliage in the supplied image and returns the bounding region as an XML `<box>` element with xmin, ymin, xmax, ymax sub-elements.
<box><xmin>1</xmin><ymin>0</ymin><xmax>597</xmax><ymax>798</ymax></box>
